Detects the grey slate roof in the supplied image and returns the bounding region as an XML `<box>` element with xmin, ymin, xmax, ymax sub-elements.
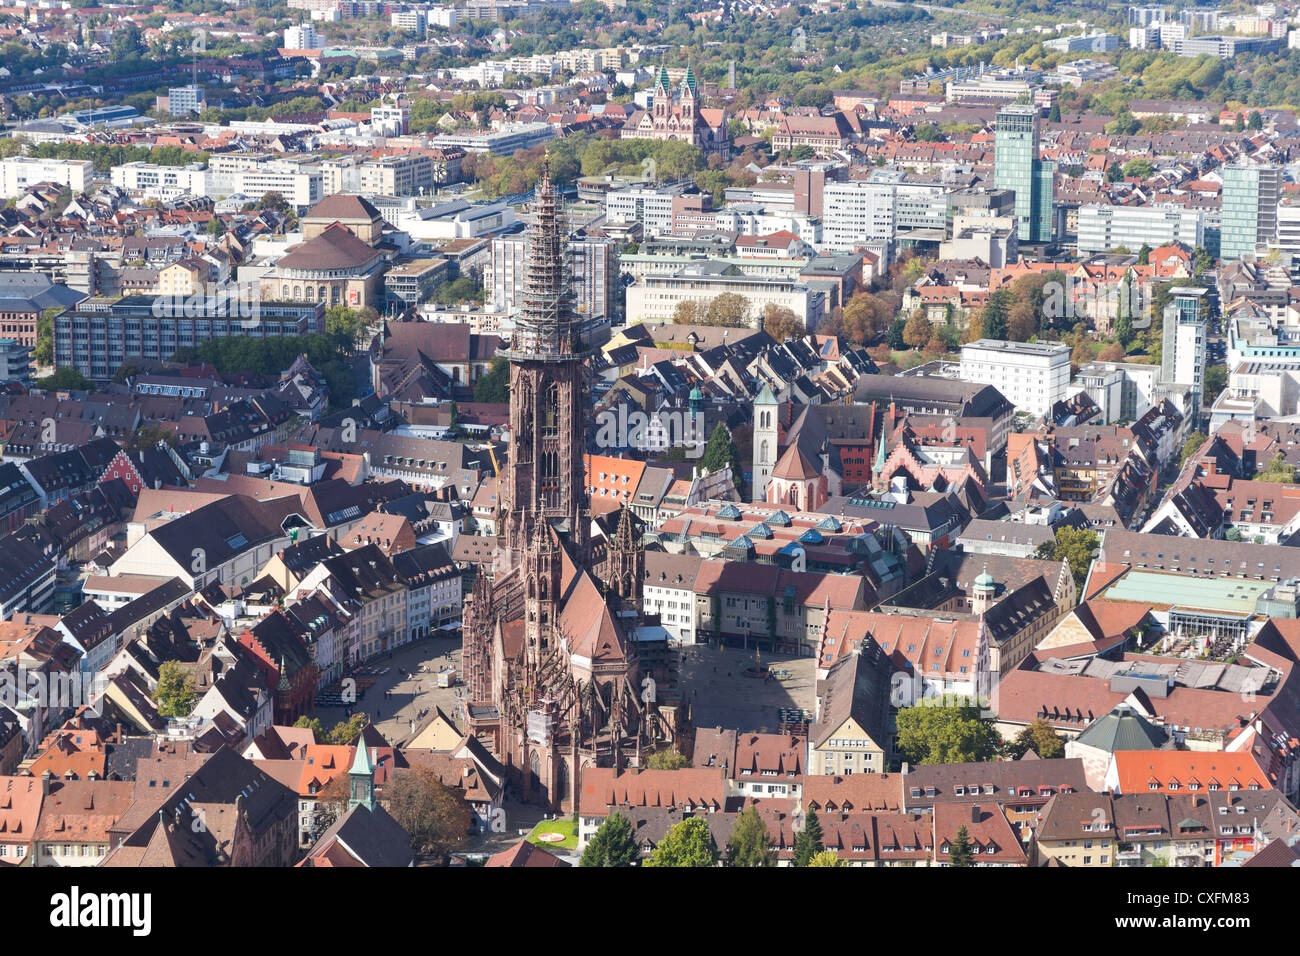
<box><xmin>1071</xmin><ymin>703</ymin><xmax>1169</xmax><ymax>753</ymax></box>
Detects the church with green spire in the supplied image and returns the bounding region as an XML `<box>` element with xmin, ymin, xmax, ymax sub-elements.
<box><xmin>620</xmin><ymin>62</ymin><xmax>729</xmax><ymax>157</ymax></box>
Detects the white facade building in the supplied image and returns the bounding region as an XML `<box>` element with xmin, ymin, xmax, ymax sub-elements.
<box><xmin>284</xmin><ymin>23</ymin><xmax>322</xmax><ymax>49</ymax></box>
<box><xmin>960</xmin><ymin>339</ymin><xmax>1072</xmax><ymax>418</ymax></box>
<box><xmin>110</xmin><ymin>161</ymin><xmax>208</xmax><ymax>201</ymax></box>
<box><xmin>0</xmin><ymin>157</ymin><xmax>92</xmax><ymax>198</ymax></box>
<box><xmin>208</xmin><ymin>154</ymin><xmax>322</xmax><ymax>209</ymax></box>
<box><xmin>625</xmin><ymin>265</ymin><xmax>825</xmax><ymax>329</ymax></box>
<box><xmin>1077</xmin><ymin>203</ymin><xmax>1206</xmax><ymax>254</ymax></box>
<box><xmin>604</xmin><ymin>183</ymin><xmax>683</xmax><ymax>238</ymax></box>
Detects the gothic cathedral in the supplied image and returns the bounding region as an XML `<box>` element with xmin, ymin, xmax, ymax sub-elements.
<box><xmin>461</xmin><ymin>165</ymin><xmax>681</xmax><ymax>811</ymax></box>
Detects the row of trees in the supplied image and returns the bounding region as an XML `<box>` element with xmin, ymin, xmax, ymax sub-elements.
<box><xmin>171</xmin><ymin>332</ymin><xmax>356</xmax><ymax>412</ymax></box>
<box><xmin>579</xmin><ymin>800</ymin><xmax>989</xmax><ymax>867</ymax></box>
<box><xmin>580</xmin><ymin>806</ymin><xmax>841</xmax><ymax>867</ymax></box>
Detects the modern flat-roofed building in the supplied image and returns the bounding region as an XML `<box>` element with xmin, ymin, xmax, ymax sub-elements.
<box><xmin>1077</xmin><ymin>204</ymin><xmax>1206</xmax><ymax>255</ymax></box>
<box><xmin>0</xmin><ymin>338</ymin><xmax>32</xmax><ymax>385</ymax></box>
<box><xmin>625</xmin><ymin>262</ymin><xmax>825</xmax><ymax>329</ymax></box>
<box><xmin>384</xmin><ymin>257</ymin><xmax>449</xmax><ymax>310</ymax></box>
<box><xmin>995</xmin><ymin>104</ymin><xmax>1054</xmax><ymax>243</ymax></box>
<box><xmin>166</xmin><ymin>84</ymin><xmax>206</xmax><ymax>117</ymax></box>
<box><xmin>427</xmin><ymin>121</ymin><xmax>554</xmax><ymax>155</ymax></box>
<box><xmin>960</xmin><ymin>338</ymin><xmax>1071</xmax><ymax>418</ymax></box>
<box><xmin>488</xmin><ymin>235</ymin><xmax>620</xmax><ymax>323</ymax></box>
<box><xmin>55</xmin><ymin>295</ymin><xmax>324</xmax><ymax>380</ymax></box>
<box><xmin>0</xmin><ymin>157</ymin><xmax>92</xmax><ymax>198</ymax></box>
<box><xmin>208</xmin><ymin>154</ymin><xmax>322</xmax><ymax>210</ymax></box>
<box><xmin>110</xmin><ymin>161</ymin><xmax>208</xmax><ymax>201</ymax></box>
<box><xmin>358</xmin><ymin>153</ymin><xmax>434</xmax><ymax>196</ymax></box>
<box><xmin>1222</xmin><ymin>162</ymin><xmax>1281</xmax><ymax>262</ymax></box>
<box><xmin>1161</xmin><ymin>286</ymin><xmax>1209</xmax><ymax>417</ymax></box>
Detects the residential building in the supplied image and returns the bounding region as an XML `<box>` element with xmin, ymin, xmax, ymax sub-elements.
<box><xmin>1160</xmin><ymin>286</ymin><xmax>1209</xmax><ymax>416</ymax></box>
<box><xmin>1221</xmin><ymin>162</ymin><xmax>1282</xmax><ymax>262</ymax></box>
<box><xmin>960</xmin><ymin>339</ymin><xmax>1071</xmax><ymax>418</ymax></box>
<box><xmin>0</xmin><ymin>158</ymin><xmax>92</xmax><ymax>198</ymax></box>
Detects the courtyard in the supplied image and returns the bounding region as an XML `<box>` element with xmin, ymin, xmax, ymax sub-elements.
<box><xmin>676</xmin><ymin>642</ymin><xmax>818</xmax><ymax>734</ymax></box>
<box><xmin>311</xmin><ymin>634</ymin><xmax>469</xmax><ymax>747</ymax></box>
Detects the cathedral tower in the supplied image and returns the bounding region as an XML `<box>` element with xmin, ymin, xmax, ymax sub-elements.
<box><xmin>498</xmin><ymin>162</ymin><xmax>591</xmax><ymax>568</ymax></box>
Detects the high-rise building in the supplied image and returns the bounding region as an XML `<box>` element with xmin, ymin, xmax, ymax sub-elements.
<box><xmin>489</xmin><ymin>235</ymin><xmax>619</xmax><ymax>331</ymax></box>
<box><xmin>1161</xmin><ymin>286</ymin><xmax>1209</xmax><ymax>418</ymax></box>
<box><xmin>1221</xmin><ymin>162</ymin><xmax>1281</xmax><ymax>262</ymax></box>
<box><xmin>994</xmin><ymin>104</ymin><xmax>1055</xmax><ymax>243</ymax></box>
<box><xmin>166</xmin><ymin>85</ymin><xmax>206</xmax><ymax>117</ymax></box>
<box><xmin>284</xmin><ymin>23</ymin><xmax>322</xmax><ymax>49</ymax></box>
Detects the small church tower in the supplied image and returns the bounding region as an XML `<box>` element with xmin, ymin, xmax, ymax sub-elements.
<box><xmin>348</xmin><ymin>735</ymin><xmax>375</xmax><ymax>811</ymax></box>
<box><xmin>752</xmin><ymin>382</ymin><xmax>780</xmax><ymax>503</ymax></box>
<box><xmin>971</xmin><ymin>566</ymin><xmax>996</xmax><ymax>617</ymax></box>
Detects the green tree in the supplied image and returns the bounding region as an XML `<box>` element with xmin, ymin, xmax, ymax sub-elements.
<box><xmin>895</xmin><ymin>702</ymin><xmax>1002</xmax><ymax>765</ymax></box>
<box><xmin>979</xmin><ymin>288</ymin><xmax>1011</xmax><ymax>340</ymax></box>
<box><xmin>1034</xmin><ymin>525</ymin><xmax>1099</xmax><ymax>588</ymax></box>
<box><xmin>293</xmin><ymin>715</ymin><xmax>324</xmax><ymax>740</ymax></box>
<box><xmin>257</xmin><ymin>190</ymin><xmax>292</xmax><ymax>214</ymax></box>
<box><xmin>34</xmin><ymin>306</ymin><xmax>58</xmax><ymax>366</ymax></box>
<box><xmin>1106</xmin><ymin>161</ymin><xmax>1123</xmax><ymax>183</ymax></box>
<box><xmin>385</xmin><ymin>766</ymin><xmax>471</xmax><ymax>862</ymax></box>
<box><xmin>580</xmin><ymin>812</ymin><xmax>640</xmax><ymax>867</ymax></box>
<box><xmin>473</xmin><ymin>356</ymin><xmax>510</xmax><ymax>403</ymax></box>
<box><xmin>154</xmin><ymin>661</ymin><xmax>197</xmax><ymax>717</ymax></box>
<box><xmin>325</xmin><ymin>305</ymin><xmax>374</xmax><ymax>348</ymax></box>
<box><xmin>1136</xmin><ymin>243</ymin><xmax>1151</xmax><ymax>265</ymax></box>
<box><xmin>1007</xmin><ymin>717</ymin><xmax>1065</xmax><ymax>759</ymax></box>
<box><xmin>1121</xmin><ymin>158</ymin><xmax>1154</xmax><ymax>180</ymax></box>
<box><xmin>1204</xmin><ymin>365</ymin><xmax>1228</xmax><ymax>404</ymax></box>
<box><xmin>808</xmin><ymin>849</ymin><xmax>845</xmax><ymax>866</ymax></box>
<box><xmin>644</xmin><ymin>748</ymin><xmax>689</xmax><ymax>770</ymax></box>
<box><xmin>326</xmin><ymin>713</ymin><xmax>367</xmax><ymax>745</ymax></box>
<box><xmin>792</xmin><ymin>807</ymin><xmax>825</xmax><ymax>866</ymax></box>
<box><xmin>947</xmin><ymin>825</ymin><xmax>974</xmax><ymax>867</ymax></box>
<box><xmin>885</xmin><ymin>316</ymin><xmax>906</xmax><ymax>351</ymax></box>
<box><xmin>1047</xmin><ymin>102</ymin><xmax>1061</xmax><ymax>123</ymax></box>
<box><xmin>1256</xmin><ymin>452</ymin><xmax>1298</xmax><ymax>483</ymax></box>
<box><xmin>1179</xmin><ymin>430</ymin><xmax>1208</xmax><ymax>467</ymax></box>
<box><xmin>726</xmin><ymin>806</ymin><xmax>776</xmax><ymax>867</ymax></box>
<box><xmin>34</xmin><ymin>367</ymin><xmax>94</xmax><ymax>391</ymax></box>
<box><xmin>1105</xmin><ymin>108</ymin><xmax>1140</xmax><ymax>136</ymax></box>
<box><xmin>645</xmin><ymin>816</ymin><xmax>719</xmax><ymax>867</ymax></box>
<box><xmin>700</xmin><ymin>422</ymin><xmax>744</xmax><ymax>492</ymax></box>
<box><xmin>1248</xmin><ymin>110</ymin><xmax>1262</xmax><ymax>130</ymax></box>
<box><xmin>1114</xmin><ymin>274</ymin><xmax>1135</xmax><ymax>347</ymax></box>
